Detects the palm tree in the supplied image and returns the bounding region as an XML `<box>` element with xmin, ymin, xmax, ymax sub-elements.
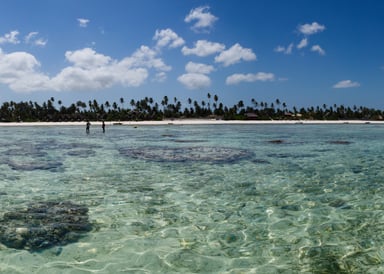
<box><xmin>130</xmin><ymin>99</ymin><xmax>136</xmax><ymax>110</ymax></box>
<box><xmin>207</xmin><ymin>93</ymin><xmax>211</xmax><ymax>112</ymax></box>
<box><xmin>201</xmin><ymin>100</ymin><xmax>206</xmax><ymax>112</ymax></box>
<box><xmin>161</xmin><ymin>96</ymin><xmax>168</xmax><ymax>110</ymax></box>
<box><xmin>112</xmin><ymin>102</ymin><xmax>118</xmax><ymax>111</ymax></box>
<box><xmin>237</xmin><ymin>100</ymin><xmax>244</xmax><ymax>110</ymax></box>
<box><xmin>214</xmin><ymin>94</ymin><xmax>219</xmax><ymax>104</ymax></box>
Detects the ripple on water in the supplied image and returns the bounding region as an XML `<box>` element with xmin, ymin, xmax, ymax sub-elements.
<box><xmin>0</xmin><ymin>124</ymin><xmax>384</xmax><ymax>273</ymax></box>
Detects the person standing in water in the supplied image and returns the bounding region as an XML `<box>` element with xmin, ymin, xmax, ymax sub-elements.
<box><xmin>102</xmin><ymin>120</ymin><xmax>105</xmax><ymax>133</ymax></box>
<box><xmin>86</xmin><ymin>120</ymin><xmax>91</xmax><ymax>134</ymax></box>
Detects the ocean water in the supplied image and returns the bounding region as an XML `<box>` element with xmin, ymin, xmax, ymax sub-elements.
<box><xmin>1</xmin><ymin>123</ymin><xmax>384</xmax><ymax>273</ymax></box>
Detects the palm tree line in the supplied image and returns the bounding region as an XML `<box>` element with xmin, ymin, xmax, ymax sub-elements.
<box><xmin>0</xmin><ymin>94</ymin><xmax>382</xmax><ymax>122</ymax></box>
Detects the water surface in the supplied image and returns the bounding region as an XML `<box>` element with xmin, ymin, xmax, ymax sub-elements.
<box><xmin>0</xmin><ymin>124</ymin><xmax>384</xmax><ymax>273</ymax></box>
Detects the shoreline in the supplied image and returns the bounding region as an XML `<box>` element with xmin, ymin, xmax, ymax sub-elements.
<box><xmin>0</xmin><ymin>119</ymin><xmax>383</xmax><ymax>127</ymax></box>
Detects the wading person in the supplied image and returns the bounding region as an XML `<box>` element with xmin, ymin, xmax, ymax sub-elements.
<box><xmin>102</xmin><ymin>120</ymin><xmax>105</xmax><ymax>133</ymax></box>
<box><xmin>86</xmin><ymin>120</ymin><xmax>91</xmax><ymax>134</ymax></box>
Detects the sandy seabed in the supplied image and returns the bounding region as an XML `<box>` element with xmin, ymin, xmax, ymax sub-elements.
<box><xmin>0</xmin><ymin>119</ymin><xmax>383</xmax><ymax>127</ymax></box>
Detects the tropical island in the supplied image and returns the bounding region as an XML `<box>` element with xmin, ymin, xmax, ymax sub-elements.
<box><xmin>1</xmin><ymin>93</ymin><xmax>383</xmax><ymax>123</ymax></box>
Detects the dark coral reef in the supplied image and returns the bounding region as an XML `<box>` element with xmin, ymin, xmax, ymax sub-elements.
<box><xmin>0</xmin><ymin>201</ymin><xmax>92</xmax><ymax>251</ymax></box>
<box><xmin>119</xmin><ymin>146</ymin><xmax>253</xmax><ymax>163</ymax></box>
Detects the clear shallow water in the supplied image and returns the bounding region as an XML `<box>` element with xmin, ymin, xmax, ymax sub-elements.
<box><xmin>1</xmin><ymin>124</ymin><xmax>384</xmax><ymax>273</ymax></box>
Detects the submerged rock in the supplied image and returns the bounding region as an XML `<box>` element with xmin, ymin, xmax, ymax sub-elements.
<box><xmin>268</xmin><ymin>139</ymin><xmax>285</xmax><ymax>144</ymax></box>
<box><xmin>67</xmin><ymin>149</ymin><xmax>96</xmax><ymax>158</ymax></box>
<box><xmin>328</xmin><ymin>140</ymin><xmax>352</xmax><ymax>145</ymax></box>
<box><xmin>0</xmin><ymin>201</ymin><xmax>92</xmax><ymax>251</ymax></box>
<box><xmin>8</xmin><ymin>160</ymin><xmax>63</xmax><ymax>172</ymax></box>
<box><xmin>119</xmin><ymin>146</ymin><xmax>253</xmax><ymax>163</ymax></box>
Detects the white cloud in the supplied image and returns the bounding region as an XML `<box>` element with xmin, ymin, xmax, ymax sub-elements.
<box><xmin>25</xmin><ymin>32</ymin><xmax>38</xmax><ymax>43</ymax></box>
<box><xmin>185</xmin><ymin>61</ymin><xmax>214</xmax><ymax>74</ymax></box>
<box><xmin>276</xmin><ymin>22</ymin><xmax>325</xmax><ymax>55</ymax></box>
<box><xmin>297</xmin><ymin>38</ymin><xmax>308</xmax><ymax>49</ymax></box>
<box><xmin>65</xmin><ymin>48</ymin><xmax>112</xmax><ymax>69</ymax></box>
<box><xmin>153</xmin><ymin>28</ymin><xmax>185</xmax><ymax>49</ymax></box>
<box><xmin>0</xmin><ymin>30</ymin><xmax>20</xmax><ymax>44</ymax></box>
<box><xmin>215</xmin><ymin>43</ymin><xmax>256</xmax><ymax>67</ymax></box>
<box><xmin>285</xmin><ymin>43</ymin><xmax>294</xmax><ymax>54</ymax></box>
<box><xmin>333</xmin><ymin>80</ymin><xmax>360</xmax><ymax>89</ymax></box>
<box><xmin>0</xmin><ymin>50</ymin><xmax>50</xmax><ymax>92</ymax></box>
<box><xmin>53</xmin><ymin>46</ymin><xmax>170</xmax><ymax>90</ymax></box>
<box><xmin>178</xmin><ymin>73</ymin><xmax>211</xmax><ymax>90</ymax></box>
<box><xmin>185</xmin><ymin>6</ymin><xmax>218</xmax><ymax>32</ymax></box>
<box><xmin>298</xmin><ymin>22</ymin><xmax>325</xmax><ymax>35</ymax></box>
<box><xmin>0</xmin><ymin>45</ymin><xmax>171</xmax><ymax>92</ymax></box>
<box><xmin>25</xmin><ymin>32</ymin><xmax>47</xmax><ymax>47</ymax></box>
<box><xmin>177</xmin><ymin>61</ymin><xmax>214</xmax><ymax>90</ymax></box>
<box><xmin>311</xmin><ymin>45</ymin><xmax>325</xmax><ymax>55</ymax></box>
<box><xmin>33</xmin><ymin>38</ymin><xmax>48</xmax><ymax>47</ymax></box>
<box><xmin>77</xmin><ymin>18</ymin><xmax>90</xmax><ymax>28</ymax></box>
<box><xmin>274</xmin><ymin>43</ymin><xmax>293</xmax><ymax>54</ymax></box>
<box><xmin>274</xmin><ymin>46</ymin><xmax>285</xmax><ymax>53</ymax></box>
<box><xmin>51</xmin><ymin>66</ymin><xmax>148</xmax><ymax>91</ymax></box>
<box><xmin>226</xmin><ymin>72</ymin><xmax>275</xmax><ymax>85</ymax></box>
<box><xmin>182</xmin><ymin>40</ymin><xmax>225</xmax><ymax>57</ymax></box>
<box><xmin>126</xmin><ymin>45</ymin><xmax>171</xmax><ymax>71</ymax></box>
<box><xmin>154</xmin><ymin>72</ymin><xmax>167</xmax><ymax>82</ymax></box>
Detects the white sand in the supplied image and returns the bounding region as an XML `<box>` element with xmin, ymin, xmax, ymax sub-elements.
<box><xmin>0</xmin><ymin>119</ymin><xmax>383</xmax><ymax>127</ymax></box>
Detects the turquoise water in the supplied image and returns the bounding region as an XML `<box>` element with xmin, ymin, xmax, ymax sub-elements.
<box><xmin>1</xmin><ymin>124</ymin><xmax>384</xmax><ymax>273</ymax></box>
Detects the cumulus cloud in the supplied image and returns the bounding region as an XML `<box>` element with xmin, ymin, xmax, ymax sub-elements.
<box><xmin>51</xmin><ymin>65</ymin><xmax>148</xmax><ymax>91</ymax></box>
<box><xmin>185</xmin><ymin>61</ymin><xmax>214</xmax><ymax>74</ymax></box>
<box><xmin>0</xmin><ymin>46</ymin><xmax>171</xmax><ymax>92</ymax></box>
<box><xmin>0</xmin><ymin>50</ymin><xmax>50</xmax><ymax>92</ymax></box>
<box><xmin>153</xmin><ymin>28</ymin><xmax>185</xmax><ymax>49</ymax></box>
<box><xmin>215</xmin><ymin>43</ymin><xmax>256</xmax><ymax>66</ymax></box>
<box><xmin>297</xmin><ymin>38</ymin><xmax>308</xmax><ymax>49</ymax></box>
<box><xmin>185</xmin><ymin>6</ymin><xmax>218</xmax><ymax>32</ymax></box>
<box><xmin>182</xmin><ymin>40</ymin><xmax>225</xmax><ymax>57</ymax></box>
<box><xmin>52</xmin><ymin>46</ymin><xmax>170</xmax><ymax>90</ymax></box>
<box><xmin>298</xmin><ymin>22</ymin><xmax>325</xmax><ymax>35</ymax></box>
<box><xmin>178</xmin><ymin>61</ymin><xmax>214</xmax><ymax>90</ymax></box>
<box><xmin>226</xmin><ymin>72</ymin><xmax>275</xmax><ymax>85</ymax></box>
<box><xmin>77</xmin><ymin>18</ymin><xmax>90</xmax><ymax>27</ymax></box>
<box><xmin>333</xmin><ymin>80</ymin><xmax>360</xmax><ymax>89</ymax></box>
<box><xmin>0</xmin><ymin>30</ymin><xmax>20</xmax><ymax>44</ymax></box>
<box><xmin>274</xmin><ymin>43</ymin><xmax>293</xmax><ymax>54</ymax></box>
<box><xmin>311</xmin><ymin>45</ymin><xmax>325</xmax><ymax>55</ymax></box>
<box><xmin>178</xmin><ymin>73</ymin><xmax>211</xmax><ymax>90</ymax></box>
<box><xmin>65</xmin><ymin>48</ymin><xmax>112</xmax><ymax>69</ymax></box>
<box><xmin>126</xmin><ymin>45</ymin><xmax>171</xmax><ymax>71</ymax></box>
<box><xmin>276</xmin><ymin>22</ymin><xmax>325</xmax><ymax>55</ymax></box>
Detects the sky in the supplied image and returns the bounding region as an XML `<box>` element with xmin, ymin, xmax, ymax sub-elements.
<box><xmin>0</xmin><ymin>0</ymin><xmax>383</xmax><ymax>110</ymax></box>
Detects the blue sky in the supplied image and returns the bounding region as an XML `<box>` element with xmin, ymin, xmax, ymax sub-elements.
<box><xmin>0</xmin><ymin>0</ymin><xmax>383</xmax><ymax>110</ymax></box>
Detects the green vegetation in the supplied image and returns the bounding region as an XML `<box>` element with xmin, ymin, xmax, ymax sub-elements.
<box><xmin>0</xmin><ymin>94</ymin><xmax>383</xmax><ymax>122</ymax></box>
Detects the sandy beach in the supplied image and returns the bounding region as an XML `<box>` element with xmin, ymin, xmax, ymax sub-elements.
<box><xmin>0</xmin><ymin>119</ymin><xmax>383</xmax><ymax>127</ymax></box>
